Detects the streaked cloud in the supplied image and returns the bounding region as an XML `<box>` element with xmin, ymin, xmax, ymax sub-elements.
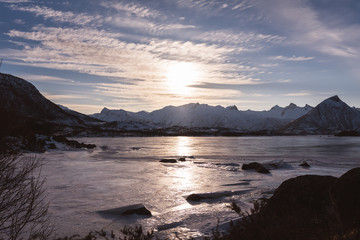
<box><xmin>9</xmin><ymin>5</ymin><xmax>102</xmax><ymax>26</ymax></box>
<box><xmin>283</xmin><ymin>92</ymin><xmax>311</xmax><ymax>97</ymax></box>
<box><xmin>100</xmin><ymin>1</ymin><xmax>161</xmax><ymax>19</ymax></box>
<box><xmin>0</xmin><ymin>0</ymin><xmax>30</xmax><ymax>2</ymax></box>
<box><xmin>261</xmin><ymin>0</ymin><xmax>360</xmax><ymax>58</ymax></box>
<box><xmin>271</xmin><ymin>56</ymin><xmax>315</xmax><ymax>61</ymax></box>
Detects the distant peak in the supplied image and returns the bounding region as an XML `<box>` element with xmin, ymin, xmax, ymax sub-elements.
<box><xmin>101</xmin><ymin>107</ymin><xmax>110</xmax><ymax>113</ymax></box>
<box><xmin>286</xmin><ymin>103</ymin><xmax>297</xmax><ymax>109</ymax></box>
<box><xmin>226</xmin><ymin>105</ymin><xmax>238</xmax><ymax>111</ymax></box>
<box><xmin>328</xmin><ymin>95</ymin><xmax>341</xmax><ymax>102</ymax></box>
<box><xmin>270</xmin><ymin>105</ymin><xmax>280</xmax><ymax>110</ymax></box>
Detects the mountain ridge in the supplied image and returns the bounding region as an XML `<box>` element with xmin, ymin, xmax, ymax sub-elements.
<box><xmin>1</xmin><ymin>72</ymin><xmax>360</xmax><ymax>144</ymax></box>
<box><xmin>90</xmin><ymin>101</ymin><xmax>313</xmax><ymax>131</ymax></box>
<box><xmin>281</xmin><ymin>95</ymin><xmax>360</xmax><ymax>134</ymax></box>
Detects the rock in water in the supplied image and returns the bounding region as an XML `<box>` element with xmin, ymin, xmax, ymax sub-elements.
<box><xmin>186</xmin><ymin>190</ymin><xmax>249</xmax><ymax>202</ymax></box>
<box><xmin>122</xmin><ymin>206</ymin><xmax>152</xmax><ymax>216</ymax></box>
<box><xmin>186</xmin><ymin>194</ymin><xmax>206</xmax><ymax>201</ymax></box>
<box><xmin>242</xmin><ymin>162</ymin><xmax>270</xmax><ymax>174</ymax></box>
<box><xmin>160</xmin><ymin>158</ymin><xmax>177</xmax><ymax>163</ymax></box>
<box><xmin>97</xmin><ymin>204</ymin><xmax>152</xmax><ymax>218</ymax></box>
<box><xmin>299</xmin><ymin>161</ymin><xmax>310</xmax><ymax>168</ymax></box>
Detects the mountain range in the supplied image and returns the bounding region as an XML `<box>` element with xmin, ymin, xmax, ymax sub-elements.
<box><xmin>1</xmin><ymin>72</ymin><xmax>360</xmax><ymax>147</ymax></box>
<box><xmin>91</xmin><ymin>102</ymin><xmax>314</xmax><ymax>132</ymax></box>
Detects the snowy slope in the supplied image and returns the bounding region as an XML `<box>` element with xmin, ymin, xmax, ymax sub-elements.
<box><xmin>281</xmin><ymin>96</ymin><xmax>360</xmax><ymax>134</ymax></box>
<box><xmin>245</xmin><ymin>103</ymin><xmax>313</xmax><ymax>120</ymax></box>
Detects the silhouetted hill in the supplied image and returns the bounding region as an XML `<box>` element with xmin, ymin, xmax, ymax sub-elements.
<box><xmin>0</xmin><ymin>73</ymin><xmax>101</xmax><ymax>151</ymax></box>
<box><xmin>281</xmin><ymin>95</ymin><xmax>360</xmax><ymax>135</ymax></box>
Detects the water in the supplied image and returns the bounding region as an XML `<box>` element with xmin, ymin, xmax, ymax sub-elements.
<box><xmin>37</xmin><ymin>136</ymin><xmax>360</xmax><ymax>239</ymax></box>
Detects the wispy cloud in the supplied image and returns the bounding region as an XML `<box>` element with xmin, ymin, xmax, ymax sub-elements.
<box><xmin>283</xmin><ymin>92</ymin><xmax>311</xmax><ymax>97</ymax></box>
<box><xmin>0</xmin><ymin>0</ymin><xmax>30</xmax><ymax>2</ymax></box>
<box><xmin>6</xmin><ymin>25</ymin><xmax>246</xmax><ymax>86</ymax></box>
<box><xmin>100</xmin><ymin>1</ymin><xmax>160</xmax><ymax>18</ymax></box>
<box><xmin>14</xmin><ymin>19</ymin><xmax>25</xmax><ymax>24</ymax></box>
<box><xmin>9</xmin><ymin>5</ymin><xmax>102</xmax><ymax>26</ymax></box>
<box><xmin>271</xmin><ymin>55</ymin><xmax>315</xmax><ymax>61</ymax></box>
<box><xmin>261</xmin><ymin>0</ymin><xmax>360</xmax><ymax>59</ymax></box>
<box><xmin>42</xmin><ymin>93</ymin><xmax>87</xmax><ymax>100</ymax></box>
<box><xmin>190</xmin><ymin>29</ymin><xmax>284</xmax><ymax>47</ymax></box>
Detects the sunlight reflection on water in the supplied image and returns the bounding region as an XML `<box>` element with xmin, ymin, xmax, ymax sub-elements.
<box><xmin>175</xmin><ymin>136</ymin><xmax>194</xmax><ymax>157</ymax></box>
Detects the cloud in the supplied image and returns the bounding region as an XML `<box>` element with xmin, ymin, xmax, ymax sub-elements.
<box><xmin>261</xmin><ymin>0</ymin><xmax>360</xmax><ymax>59</ymax></box>
<box><xmin>18</xmin><ymin>73</ymin><xmax>92</xmax><ymax>86</ymax></box>
<box><xmin>58</xmin><ymin>103</ymin><xmax>103</xmax><ymax>114</ymax></box>
<box><xmin>283</xmin><ymin>92</ymin><xmax>311</xmax><ymax>97</ymax></box>
<box><xmin>104</xmin><ymin>15</ymin><xmax>196</xmax><ymax>36</ymax></box>
<box><xmin>100</xmin><ymin>1</ymin><xmax>160</xmax><ymax>18</ymax></box>
<box><xmin>42</xmin><ymin>93</ymin><xmax>86</xmax><ymax>100</ymax></box>
<box><xmin>9</xmin><ymin>5</ymin><xmax>102</xmax><ymax>26</ymax></box>
<box><xmin>6</xmin><ymin>25</ymin><xmax>246</xmax><ymax>86</ymax></box>
<box><xmin>271</xmin><ymin>55</ymin><xmax>315</xmax><ymax>61</ymax></box>
<box><xmin>190</xmin><ymin>29</ymin><xmax>284</xmax><ymax>47</ymax></box>
<box><xmin>0</xmin><ymin>0</ymin><xmax>30</xmax><ymax>2</ymax></box>
<box><xmin>14</xmin><ymin>19</ymin><xmax>25</xmax><ymax>24</ymax></box>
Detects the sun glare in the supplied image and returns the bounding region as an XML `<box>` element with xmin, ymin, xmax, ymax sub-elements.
<box><xmin>165</xmin><ymin>62</ymin><xmax>200</xmax><ymax>95</ymax></box>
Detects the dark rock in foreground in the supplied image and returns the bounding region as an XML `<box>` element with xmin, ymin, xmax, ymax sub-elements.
<box><xmin>97</xmin><ymin>204</ymin><xmax>152</xmax><ymax>219</ymax></box>
<box><xmin>228</xmin><ymin>167</ymin><xmax>360</xmax><ymax>240</ymax></box>
<box><xmin>242</xmin><ymin>162</ymin><xmax>270</xmax><ymax>174</ymax></box>
<box><xmin>186</xmin><ymin>194</ymin><xmax>206</xmax><ymax>201</ymax></box>
<box><xmin>299</xmin><ymin>161</ymin><xmax>310</xmax><ymax>168</ymax></box>
<box><xmin>331</xmin><ymin>167</ymin><xmax>360</xmax><ymax>227</ymax></box>
<box><xmin>122</xmin><ymin>206</ymin><xmax>152</xmax><ymax>216</ymax></box>
<box><xmin>186</xmin><ymin>190</ymin><xmax>249</xmax><ymax>202</ymax></box>
<box><xmin>160</xmin><ymin>158</ymin><xmax>177</xmax><ymax>163</ymax></box>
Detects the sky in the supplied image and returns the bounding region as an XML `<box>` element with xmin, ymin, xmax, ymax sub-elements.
<box><xmin>1</xmin><ymin>0</ymin><xmax>360</xmax><ymax>114</ymax></box>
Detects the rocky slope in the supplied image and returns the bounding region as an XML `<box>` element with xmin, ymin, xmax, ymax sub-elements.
<box><xmin>0</xmin><ymin>73</ymin><xmax>101</xmax><ymax>151</ymax></box>
<box><xmin>281</xmin><ymin>95</ymin><xmax>360</xmax><ymax>134</ymax></box>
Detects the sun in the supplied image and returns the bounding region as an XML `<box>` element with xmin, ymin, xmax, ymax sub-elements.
<box><xmin>165</xmin><ymin>62</ymin><xmax>200</xmax><ymax>95</ymax></box>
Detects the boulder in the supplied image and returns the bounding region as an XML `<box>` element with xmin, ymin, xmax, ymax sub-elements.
<box><xmin>331</xmin><ymin>167</ymin><xmax>360</xmax><ymax>226</ymax></box>
<box><xmin>232</xmin><ymin>168</ymin><xmax>360</xmax><ymax>240</ymax></box>
<box><xmin>97</xmin><ymin>204</ymin><xmax>152</xmax><ymax>218</ymax></box>
<box><xmin>160</xmin><ymin>158</ymin><xmax>177</xmax><ymax>163</ymax></box>
<box><xmin>186</xmin><ymin>194</ymin><xmax>206</xmax><ymax>201</ymax></box>
<box><xmin>122</xmin><ymin>206</ymin><xmax>152</xmax><ymax>216</ymax></box>
<box><xmin>299</xmin><ymin>161</ymin><xmax>310</xmax><ymax>168</ymax></box>
<box><xmin>178</xmin><ymin>157</ymin><xmax>186</xmax><ymax>161</ymax></box>
<box><xmin>186</xmin><ymin>190</ymin><xmax>249</xmax><ymax>202</ymax></box>
<box><xmin>242</xmin><ymin>162</ymin><xmax>270</xmax><ymax>174</ymax></box>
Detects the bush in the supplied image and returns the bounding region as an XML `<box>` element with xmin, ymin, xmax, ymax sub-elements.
<box><xmin>0</xmin><ymin>154</ymin><xmax>52</xmax><ymax>240</ymax></box>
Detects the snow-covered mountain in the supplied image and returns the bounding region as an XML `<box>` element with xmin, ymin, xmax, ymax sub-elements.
<box><xmin>281</xmin><ymin>96</ymin><xmax>360</xmax><ymax>134</ymax></box>
<box><xmin>91</xmin><ymin>102</ymin><xmax>313</xmax><ymax>131</ymax></box>
<box><xmin>249</xmin><ymin>103</ymin><xmax>313</xmax><ymax>120</ymax></box>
